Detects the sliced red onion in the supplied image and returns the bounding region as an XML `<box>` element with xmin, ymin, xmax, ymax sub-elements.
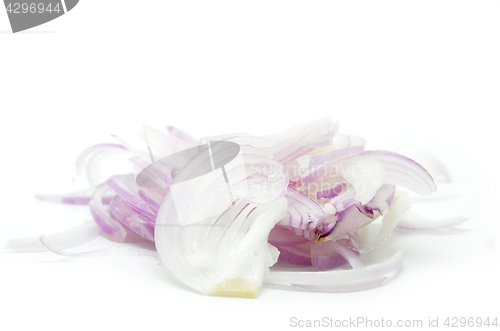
<box><xmin>397</xmin><ymin>211</ymin><xmax>468</xmax><ymax>231</ymax></box>
<box><xmin>21</xmin><ymin>118</ymin><xmax>465</xmax><ymax>298</ymax></box>
<box><xmin>4</xmin><ymin>220</ymin><xmax>101</xmax><ymax>252</ymax></box>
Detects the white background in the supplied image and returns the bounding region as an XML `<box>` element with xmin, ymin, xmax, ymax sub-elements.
<box><xmin>1</xmin><ymin>1</ymin><xmax>499</xmax><ymax>330</ymax></box>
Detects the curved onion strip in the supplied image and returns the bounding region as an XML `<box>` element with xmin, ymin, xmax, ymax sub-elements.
<box><xmin>397</xmin><ymin>211</ymin><xmax>468</xmax><ymax>231</ymax></box>
<box><xmin>362</xmin><ymin>151</ymin><xmax>437</xmax><ymax>195</ymax></box>
<box><xmin>264</xmin><ymin>250</ymin><xmax>403</xmax><ymax>286</ymax></box>
<box><xmin>411</xmin><ymin>150</ymin><xmax>452</xmax><ymax>183</ymax></box>
<box><xmin>4</xmin><ymin>220</ymin><xmax>101</xmax><ymax>252</ymax></box>
<box><xmin>290</xmin><ymin>277</ymin><xmax>387</xmax><ymax>292</ymax></box>
<box><xmin>40</xmin><ymin>236</ymin><xmax>159</xmax><ymax>259</ymax></box>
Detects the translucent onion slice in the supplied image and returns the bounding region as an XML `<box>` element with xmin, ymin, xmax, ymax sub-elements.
<box><xmin>411</xmin><ymin>150</ymin><xmax>452</xmax><ymax>183</ymax></box>
<box><xmin>397</xmin><ymin>211</ymin><xmax>468</xmax><ymax>231</ymax></box>
<box><xmin>264</xmin><ymin>250</ymin><xmax>403</xmax><ymax>290</ymax></box>
<box><xmin>290</xmin><ymin>277</ymin><xmax>387</xmax><ymax>292</ymax></box>
<box><xmin>362</xmin><ymin>151</ymin><xmax>437</xmax><ymax>196</ymax></box>
<box><xmin>40</xmin><ymin>236</ymin><xmax>159</xmax><ymax>259</ymax></box>
<box><xmin>4</xmin><ymin>220</ymin><xmax>101</xmax><ymax>252</ymax></box>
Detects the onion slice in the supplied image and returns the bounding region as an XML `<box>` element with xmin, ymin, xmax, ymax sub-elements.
<box><xmin>264</xmin><ymin>250</ymin><xmax>403</xmax><ymax>290</ymax></box>
<box><xmin>398</xmin><ymin>211</ymin><xmax>468</xmax><ymax>231</ymax></box>
<box><xmin>4</xmin><ymin>220</ymin><xmax>101</xmax><ymax>252</ymax></box>
<box><xmin>155</xmin><ymin>195</ymin><xmax>288</xmax><ymax>297</ymax></box>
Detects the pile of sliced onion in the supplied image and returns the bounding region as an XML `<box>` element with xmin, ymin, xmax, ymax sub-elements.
<box><xmin>5</xmin><ymin>118</ymin><xmax>467</xmax><ymax>298</ymax></box>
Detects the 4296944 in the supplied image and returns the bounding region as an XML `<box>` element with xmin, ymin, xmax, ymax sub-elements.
<box><xmin>6</xmin><ymin>2</ymin><xmax>61</xmax><ymax>14</ymax></box>
<box><xmin>444</xmin><ymin>317</ymin><xmax>498</xmax><ymax>328</ymax></box>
